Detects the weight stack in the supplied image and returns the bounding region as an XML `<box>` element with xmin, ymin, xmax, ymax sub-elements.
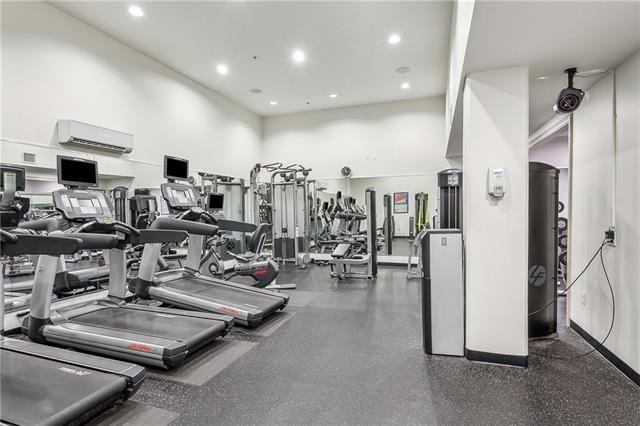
<box><xmin>437</xmin><ymin>169</ymin><xmax>462</xmax><ymax>229</ymax></box>
<box><xmin>528</xmin><ymin>162</ymin><xmax>559</xmax><ymax>339</ymax></box>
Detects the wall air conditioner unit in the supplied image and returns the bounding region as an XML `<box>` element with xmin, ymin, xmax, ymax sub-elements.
<box><xmin>56</xmin><ymin>120</ymin><xmax>134</xmax><ymax>154</ymax></box>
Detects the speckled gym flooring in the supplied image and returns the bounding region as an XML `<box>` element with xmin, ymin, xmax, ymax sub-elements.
<box><xmin>91</xmin><ymin>264</ymin><xmax>640</xmax><ymax>425</ymax></box>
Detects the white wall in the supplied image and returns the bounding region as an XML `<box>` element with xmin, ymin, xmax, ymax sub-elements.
<box><xmin>612</xmin><ymin>51</ymin><xmax>640</xmax><ymax>375</ymax></box>
<box><xmin>570</xmin><ymin>50</ymin><xmax>640</xmax><ymax>376</ymax></box>
<box><xmin>529</xmin><ymin>137</ymin><xmax>568</xmax><ymax>168</ymax></box>
<box><xmin>445</xmin><ymin>0</ymin><xmax>476</xmax><ymax>147</ymax></box>
<box><xmin>1</xmin><ymin>1</ymin><xmax>261</xmax><ymax>186</ymax></box>
<box><xmin>463</xmin><ymin>66</ymin><xmax>529</xmax><ymax>360</ymax></box>
<box><xmin>261</xmin><ymin>97</ymin><xmax>450</xmax><ymax>179</ymax></box>
<box><xmin>343</xmin><ymin>175</ymin><xmax>437</xmax><ymax>237</ymax></box>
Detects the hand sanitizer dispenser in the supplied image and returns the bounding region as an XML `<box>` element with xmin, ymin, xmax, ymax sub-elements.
<box><xmin>487</xmin><ymin>168</ymin><xmax>506</xmax><ymax>198</ymax></box>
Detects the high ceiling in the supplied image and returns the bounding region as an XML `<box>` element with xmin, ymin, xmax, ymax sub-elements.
<box><xmin>51</xmin><ymin>1</ymin><xmax>453</xmax><ymax>117</ymax></box>
<box><xmin>464</xmin><ymin>0</ymin><xmax>640</xmax><ymax>132</ymax></box>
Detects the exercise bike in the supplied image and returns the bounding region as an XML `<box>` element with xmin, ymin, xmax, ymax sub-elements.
<box><xmin>200</xmin><ymin>222</ymin><xmax>296</xmax><ymax>290</ymax></box>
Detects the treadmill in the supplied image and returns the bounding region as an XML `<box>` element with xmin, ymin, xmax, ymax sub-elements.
<box><xmin>130</xmin><ymin>156</ymin><xmax>289</xmax><ymax>327</ymax></box>
<box><xmin>18</xmin><ymin>214</ymin><xmax>112</xmax><ymax>294</ymax></box>
<box><xmin>24</xmin><ymin>156</ymin><xmax>233</xmax><ymax>369</ymax></box>
<box><xmin>1</xmin><ymin>221</ymin><xmax>145</xmax><ymax>423</ymax></box>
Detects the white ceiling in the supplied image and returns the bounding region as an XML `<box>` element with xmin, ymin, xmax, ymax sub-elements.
<box><xmin>464</xmin><ymin>0</ymin><xmax>640</xmax><ymax>132</ymax></box>
<box><xmin>51</xmin><ymin>1</ymin><xmax>453</xmax><ymax>117</ymax></box>
<box><xmin>539</xmin><ymin>124</ymin><xmax>568</xmax><ymax>147</ymax></box>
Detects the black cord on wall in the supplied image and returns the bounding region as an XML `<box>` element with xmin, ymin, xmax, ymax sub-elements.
<box><xmin>530</xmin><ymin>241</ymin><xmax>615</xmax><ymax>361</ymax></box>
<box><xmin>529</xmin><ymin>240</ymin><xmax>606</xmax><ymax>317</ymax></box>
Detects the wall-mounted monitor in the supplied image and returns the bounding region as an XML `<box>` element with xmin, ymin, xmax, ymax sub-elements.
<box><xmin>164</xmin><ymin>155</ymin><xmax>189</xmax><ymax>181</ymax></box>
<box><xmin>207</xmin><ymin>193</ymin><xmax>224</xmax><ymax>210</ymax></box>
<box><xmin>0</xmin><ymin>164</ymin><xmax>26</xmax><ymax>191</ymax></box>
<box><xmin>57</xmin><ymin>156</ymin><xmax>98</xmax><ymax>188</ymax></box>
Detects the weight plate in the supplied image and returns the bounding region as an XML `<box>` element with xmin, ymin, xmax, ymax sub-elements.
<box><xmin>559</xmin><ymin>251</ymin><xmax>567</xmax><ymax>266</ymax></box>
<box><xmin>558</xmin><ymin>217</ymin><xmax>568</xmax><ymax>231</ymax></box>
<box><xmin>559</xmin><ymin>234</ymin><xmax>568</xmax><ymax>249</ymax></box>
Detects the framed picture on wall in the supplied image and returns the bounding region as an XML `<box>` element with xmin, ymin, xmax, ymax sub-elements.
<box><xmin>393</xmin><ymin>192</ymin><xmax>409</xmax><ymax>214</ymax></box>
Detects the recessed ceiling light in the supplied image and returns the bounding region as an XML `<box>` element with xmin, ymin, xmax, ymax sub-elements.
<box><xmin>537</xmin><ymin>76</ymin><xmax>550</xmax><ymax>80</ymax></box>
<box><xmin>249</xmin><ymin>88</ymin><xmax>262</xmax><ymax>94</ymax></box>
<box><xmin>329</xmin><ymin>93</ymin><xmax>338</xmax><ymax>98</ymax></box>
<box><xmin>388</xmin><ymin>34</ymin><xmax>401</xmax><ymax>45</ymax></box>
<box><xmin>401</xmin><ymin>82</ymin><xmax>411</xmax><ymax>89</ymax></box>
<box><xmin>269</xmin><ymin>100</ymin><xmax>278</xmax><ymax>106</ymax></box>
<box><xmin>292</xmin><ymin>50</ymin><xmax>306</xmax><ymax>64</ymax></box>
<box><xmin>395</xmin><ymin>66</ymin><xmax>410</xmax><ymax>74</ymax></box>
<box><xmin>217</xmin><ymin>64</ymin><xmax>229</xmax><ymax>75</ymax></box>
<box><xmin>128</xmin><ymin>5</ymin><xmax>144</xmax><ymax>17</ymax></box>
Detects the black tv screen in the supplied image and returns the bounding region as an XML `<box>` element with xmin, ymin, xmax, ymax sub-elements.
<box><xmin>164</xmin><ymin>156</ymin><xmax>189</xmax><ymax>180</ymax></box>
<box><xmin>57</xmin><ymin>156</ymin><xmax>98</xmax><ymax>187</ymax></box>
<box><xmin>207</xmin><ymin>193</ymin><xmax>224</xmax><ymax>210</ymax></box>
<box><xmin>0</xmin><ymin>165</ymin><xmax>26</xmax><ymax>191</ymax></box>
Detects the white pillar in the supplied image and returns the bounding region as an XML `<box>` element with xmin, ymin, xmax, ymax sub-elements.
<box><xmin>463</xmin><ymin>66</ymin><xmax>529</xmax><ymax>366</ymax></box>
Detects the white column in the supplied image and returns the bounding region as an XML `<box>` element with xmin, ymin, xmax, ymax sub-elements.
<box><xmin>463</xmin><ymin>66</ymin><xmax>529</xmax><ymax>366</ymax></box>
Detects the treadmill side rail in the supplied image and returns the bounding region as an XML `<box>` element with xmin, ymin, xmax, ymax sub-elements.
<box><xmin>124</xmin><ymin>303</ymin><xmax>234</xmax><ymax>330</ymax></box>
<box><xmin>148</xmin><ymin>286</ymin><xmax>256</xmax><ymax>326</ymax></box>
<box><xmin>0</xmin><ymin>337</ymin><xmax>145</xmax><ymax>398</ymax></box>
<box><xmin>1</xmin><ymin>348</ymin><xmax>128</xmax><ymax>426</ymax></box>
<box><xmin>153</xmin><ymin>268</ymin><xmax>290</xmax><ymax>307</ymax></box>
<box><xmin>42</xmin><ymin>323</ymin><xmax>185</xmax><ymax>369</ymax></box>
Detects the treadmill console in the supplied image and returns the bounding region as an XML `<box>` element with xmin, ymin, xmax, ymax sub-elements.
<box><xmin>53</xmin><ymin>189</ymin><xmax>114</xmax><ymax>221</ymax></box>
<box><xmin>161</xmin><ymin>183</ymin><xmax>198</xmax><ymax>210</ymax></box>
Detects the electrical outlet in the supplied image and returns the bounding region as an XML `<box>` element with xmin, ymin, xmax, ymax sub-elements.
<box><xmin>605</xmin><ymin>227</ymin><xmax>616</xmax><ymax>245</ymax></box>
<box><xmin>580</xmin><ymin>291</ymin><xmax>587</xmax><ymax>306</ymax></box>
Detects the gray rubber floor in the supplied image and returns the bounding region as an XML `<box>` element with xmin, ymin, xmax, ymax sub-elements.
<box><xmin>113</xmin><ymin>264</ymin><xmax>639</xmax><ymax>425</ymax></box>
<box><xmin>377</xmin><ymin>237</ymin><xmax>413</xmax><ymax>256</ymax></box>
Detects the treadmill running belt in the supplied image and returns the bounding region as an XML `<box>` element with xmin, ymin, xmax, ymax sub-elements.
<box><xmin>71</xmin><ymin>307</ymin><xmax>226</xmax><ymax>345</ymax></box>
<box><xmin>164</xmin><ymin>278</ymin><xmax>284</xmax><ymax>315</ymax></box>
<box><xmin>1</xmin><ymin>349</ymin><xmax>127</xmax><ymax>426</ymax></box>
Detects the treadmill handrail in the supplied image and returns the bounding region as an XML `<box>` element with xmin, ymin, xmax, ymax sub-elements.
<box><xmin>1</xmin><ymin>233</ymin><xmax>83</xmax><ymax>256</ymax></box>
<box><xmin>18</xmin><ymin>215</ymin><xmax>68</xmax><ymax>233</ymax></box>
<box><xmin>151</xmin><ymin>216</ymin><xmax>219</xmax><ymax>236</ymax></box>
<box><xmin>59</xmin><ymin>231</ymin><xmax>121</xmax><ymax>250</ymax></box>
<box><xmin>129</xmin><ymin>229</ymin><xmax>188</xmax><ymax>245</ymax></box>
<box><xmin>76</xmin><ymin>219</ymin><xmax>141</xmax><ymax>236</ymax></box>
<box><xmin>213</xmin><ymin>218</ymin><xmax>258</xmax><ymax>233</ymax></box>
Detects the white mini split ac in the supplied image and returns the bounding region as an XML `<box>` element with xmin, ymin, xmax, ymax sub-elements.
<box><xmin>56</xmin><ymin>120</ymin><xmax>134</xmax><ymax>154</ymax></box>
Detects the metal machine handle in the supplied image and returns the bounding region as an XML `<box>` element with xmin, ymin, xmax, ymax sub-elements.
<box><xmin>0</xmin><ymin>229</ymin><xmax>18</xmax><ymax>243</ymax></box>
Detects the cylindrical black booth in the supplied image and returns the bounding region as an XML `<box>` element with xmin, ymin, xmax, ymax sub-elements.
<box><xmin>528</xmin><ymin>162</ymin><xmax>559</xmax><ymax>339</ymax></box>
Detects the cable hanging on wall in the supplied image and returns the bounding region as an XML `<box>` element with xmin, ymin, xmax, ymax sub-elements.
<box><xmin>529</xmin><ymin>239</ymin><xmax>616</xmax><ymax>361</ymax></box>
